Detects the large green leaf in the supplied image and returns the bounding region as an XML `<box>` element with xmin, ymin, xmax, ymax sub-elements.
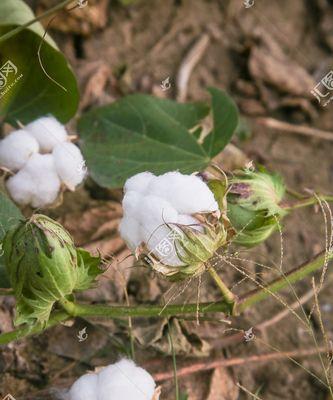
<box><xmin>0</xmin><ymin>0</ymin><xmax>79</xmax><ymax>124</ymax></box>
<box><xmin>0</xmin><ymin>191</ymin><xmax>22</xmax><ymax>288</ymax></box>
<box><xmin>203</xmin><ymin>87</ymin><xmax>239</xmax><ymax>157</ymax></box>
<box><xmin>78</xmin><ymin>88</ymin><xmax>239</xmax><ymax>188</ymax></box>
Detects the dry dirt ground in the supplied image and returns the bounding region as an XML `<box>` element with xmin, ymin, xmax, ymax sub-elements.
<box><xmin>2</xmin><ymin>0</ymin><xmax>333</xmax><ymax>399</ymax></box>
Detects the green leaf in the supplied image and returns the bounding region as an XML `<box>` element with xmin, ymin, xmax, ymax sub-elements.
<box><xmin>78</xmin><ymin>94</ymin><xmax>210</xmax><ymax>188</ymax></box>
<box><xmin>203</xmin><ymin>87</ymin><xmax>239</xmax><ymax>157</ymax></box>
<box><xmin>0</xmin><ymin>0</ymin><xmax>79</xmax><ymax>124</ymax></box>
<box><xmin>78</xmin><ymin>89</ymin><xmax>239</xmax><ymax>188</ymax></box>
<box><xmin>0</xmin><ymin>190</ymin><xmax>22</xmax><ymax>288</ymax></box>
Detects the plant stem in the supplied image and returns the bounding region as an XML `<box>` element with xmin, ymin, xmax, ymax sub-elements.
<box><xmin>0</xmin><ymin>0</ymin><xmax>74</xmax><ymax>43</ymax></box>
<box><xmin>237</xmin><ymin>250</ymin><xmax>332</xmax><ymax>313</ymax></box>
<box><xmin>207</xmin><ymin>266</ymin><xmax>236</xmax><ymax>310</ymax></box>
<box><xmin>283</xmin><ymin>195</ymin><xmax>333</xmax><ymax>211</ymax></box>
<box><xmin>0</xmin><ymin>251</ymin><xmax>331</xmax><ymax>346</ymax></box>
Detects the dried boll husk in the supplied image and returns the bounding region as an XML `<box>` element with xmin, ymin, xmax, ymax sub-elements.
<box><xmin>3</xmin><ymin>214</ymin><xmax>102</xmax><ymax>326</ymax></box>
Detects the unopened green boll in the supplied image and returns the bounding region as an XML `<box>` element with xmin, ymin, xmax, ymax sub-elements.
<box><xmin>227</xmin><ymin>168</ymin><xmax>287</xmax><ymax>247</ymax></box>
<box><xmin>3</xmin><ymin>214</ymin><xmax>101</xmax><ymax>326</ymax></box>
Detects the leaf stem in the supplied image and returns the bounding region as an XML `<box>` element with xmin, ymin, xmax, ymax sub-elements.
<box><xmin>0</xmin><ymin>0</ymin><xmax>74</xmax><ymax>43</ymax></box>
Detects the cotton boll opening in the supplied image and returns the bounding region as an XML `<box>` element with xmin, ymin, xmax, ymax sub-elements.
<box><xmin>6</xmin><ymin>170</ymin><xmax>34</xmax><ymax>206</ymax></box>
<box><xmin>26</xmin><ymin>116</ymin><xmax>68</xmax><ymax>153</ymax></box>
<box><xmin>0</xmin><ymin>129</ymin><xmax>39</xmax><ymax>171</ymax></box>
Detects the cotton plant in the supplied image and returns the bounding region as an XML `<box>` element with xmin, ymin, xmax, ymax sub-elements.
<box><xmin>0</xmin><ymin>115</ymin><xmax>86</xmax><ymax>208</ymax></box>
<box><xmin>119</xmin><ymin>171</ymin><xmax>228</xmax><ymax>280</ymax></box>
<box><xmin>67</xmin><ymin>359</ymin><xmax>160</xmax><ymax>400</ymax></box>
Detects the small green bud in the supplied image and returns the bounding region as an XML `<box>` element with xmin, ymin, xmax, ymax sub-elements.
<box><xmin>3</xmin><ymin>214</ymin><xmax>101</xmax><ymax>326</ymax></box>
<box><xmin>227</xmin><ymin>168</ymin><xmax>287</xmax><ymax>247</ymax></box>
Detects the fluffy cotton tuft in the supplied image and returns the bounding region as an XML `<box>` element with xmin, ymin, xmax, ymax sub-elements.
<box><xmin>0</xmin><ymin>129</ymin><xmax>39</xmax><ymax>171</ymax></box>
<box><xmin>124</xmin><ymin>172</ymin><xmax>155</xmax><ymax>194</ymax></box>
<box><xmin>53</xmin><ymin>142</ymin><xmax>86</xmax><ymax>190</ymax></box>
<box><xmin>6</xmin><ymin>154</ymin><xmax>61</xmax><ymax>208</ymax></box>
<box><xmin>147</xmin><ymin>171</ymin><xmax>218</xmax><ymax>214</ymax></box>
<box><xmin>68</xmin><ymin>359</ymin><xmax>156</xmax><ymax>400</ymax></box>
<box><xmin>25</xmin><ymin>115</ymin><xmax>68</xmax><ymax>152</ymax></box>
<box><xmin>120</xmin><ymin>171</ymin><xmax>219</xmax><ymax>266</ymax></box>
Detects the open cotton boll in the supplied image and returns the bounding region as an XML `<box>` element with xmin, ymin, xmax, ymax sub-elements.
<box><xmin>0</xmin><ymin>129</ymin><xmax>39</xmax><ymax>171</ymax></box>
<box><xmin>68</xmin><ymin>372</ymin><xmax>98</xmax><ymax>400</ymax></box>
<box><xmin>122</xmin><ymin>191</ymin><xmax>144</xmax><ymax>218</ymax></box>
<box><xmin>98</xmin><ymin>359</ymin><xmax>156</xmax><ymax>400</ymax></box>
<box><xmin>23</xmin><ymin>154</ymin><xmax>61</xmax><ymax>208</ymax></box>
<box><xmin>6</xmin><ymin>170</ymin><xmax>34</xmax><ymax>206</ymax></box>
<box><xmin>146</xmin><ymin>171</ymin><xmax>219</xmax><ymax>214</ymax></box>
<box><xmin>53</xmin><ymin>142</ymin><xmax>86</xmax><ymax>190</ymax></box>
<box><xmin>124</xmin><ymin>172</ymin><xmax>155</xmax><ymax>194</ymax></box>
<box><xmin>25</xmin><ymin>115</ymin><xmax>68</xmax><ymax>152</ymax></box>
<box><xmin>119</xmin><ymin>216</ymin><xmax>142</xmax><ymax>251</ymax></box>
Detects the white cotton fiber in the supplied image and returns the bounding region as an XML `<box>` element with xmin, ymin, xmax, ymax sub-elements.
<box><xmin>98</xmin><ymin>359</ymin><xmax>156</xmax><ymax>400</ymax></box>
<box><xmin>52</xmin><ymin>142</ymin><xmax>86</xmax><ymax>190</ymax></box>
<box><xmin>122</xmin><ymin>191</ymin><xmax>144</xmax><ymax>218</ymax></box>
<box><xmin>26</xmin><ymin>115</ymin><xmax>68</xmax><ymax>152</ymax></box>
<box><xmin>137</xmin><ymin>195</ymin><xmax>178</xmax><ymax>243</ymax></box>
<box><xmin>68</xmin><ymin>372</ymin><xmax>98</xmax><ymax>400</ymax></box>
<box><xmin>6</xmin><ymin>170</ymin><xmax>34</xmax><ymax>206</ymax></box>
<box><xmin>22</xmin><ymin>153</ymin><xmax>61</xmax><ymax>208</ymax></box>
<box><xmin>119</xmin><ymin>216</ymin><xmax>142</xmax><ymax>251</ymax></box>
<box><xmin>124</xmin><ymin>172</ymin><xmax>155</xmax><ymax>194</ymax></box>
<box><xmin>178</xmin><ymin>214</ymin><xmax>202</xmax><ymax>231</ymax></box>
<box><xmin>0</xmin><ymin>129</ymin><xmax>39</xmax><ymax>171</ymax></box>
<box><xmin>68</xmin><ymin>359</ymin><xmax>156</xmax><ymax>400</ymax></box>
<box><xmin>146</xmin><ymin>171</ymin><xmax>218</xmax><ymax>214</ymax></box>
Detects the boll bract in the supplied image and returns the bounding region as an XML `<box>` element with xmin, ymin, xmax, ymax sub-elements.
<box><xmin>3</xmin><ymin>214</ymin><xmax>102</xmax><ymax>326</ymax></box>
<box><xmin>53</xmin><ymin>142</ymin><xmax>86</xmax><ymax>190</ymax></box>
<box><xmin>120</xmin><ymin>171</ymin><xmax>227</xmax><ymax>280</ymax></box>
<box><xmin>0</xmin><ymin>129</ymin><xmax>39</xmax><ymax>171</ymax></box>
<box><xmin>68</xmin><ymin>359</ymin><xmax>158</xmax><ymax>400</ymax></box>
<box><xmin>227</xmin><ymin>167</ymin><xmax>287</xmax><ymax>247</ymax></box>
<box><xmin>25</xmin><ymin>115</ymin><xmax>68</xmax><ymax>152</ymax></box>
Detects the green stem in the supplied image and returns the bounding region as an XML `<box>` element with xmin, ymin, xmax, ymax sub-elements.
<box><xmin>283</xmin><ymin>195</ymin><xmax>333</xmax><ymax>211</ymax></box>
<box><xmin>0</xmin><ymin>251</ymin><xmax>331</xmax><ymax>346</ymax></box>
<box><xmin>237</xmin><ymin>250</ymin><xmax>332</xmax><ymax>313</ymax></box>
<box><xmin>207</xmin><ymin>266</ymin><xmax>236</xmax><ymax>310</ymax></box>
<box><xmin>0</xmin><ymin>0</ymin><xmax>74</xmax><ymax>43</ymax></box>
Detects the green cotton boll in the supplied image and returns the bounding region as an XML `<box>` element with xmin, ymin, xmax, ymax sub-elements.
<box><xmin>227</xmin><ymin>168</ymin><xmax>287</xmax><ymax>247</ymax></box>
<box><xmin>3</xmin><ymin>214</ymin><xmax>101</xmax><ymax>326</ymax></box>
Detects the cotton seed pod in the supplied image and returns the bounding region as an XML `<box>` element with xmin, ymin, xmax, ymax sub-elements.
<box><xmin>3</xmin><ymin>214</ymin><xmax>101</xmax><ymax>325</ymax></box>
<box><xmin>227</xmin><ymin>168</ymin><xmax>287</xmax><ymax>247</ymax></box>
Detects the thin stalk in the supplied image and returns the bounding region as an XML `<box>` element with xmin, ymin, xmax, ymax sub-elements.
<box><xmin>0</xmin><ymin>0</ymin><xmax>74</xmax><ymax>43</ymax></box>
<box><xmin>237</xmin><ymin>251</ymin><xmax>332</xmax><ymax>313</ymax></box>
<box><xmin>167</xmin><ymin>321</ymin><xmax>179</xmax><ymax>400</ymax></box>
<box><xmin>207</xmin><ymin>266</ymin><xmax>236</xmax><ymax>310</ymax></box>
<box><xmin>283</xmin><ymin>195</ymin><xmax>333</xmax><ymax>211</ymax></box>
<box><xmin>0</xmin><ymin>251</ymin><xmax>331</xmax><ymax>346</ymax></box>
